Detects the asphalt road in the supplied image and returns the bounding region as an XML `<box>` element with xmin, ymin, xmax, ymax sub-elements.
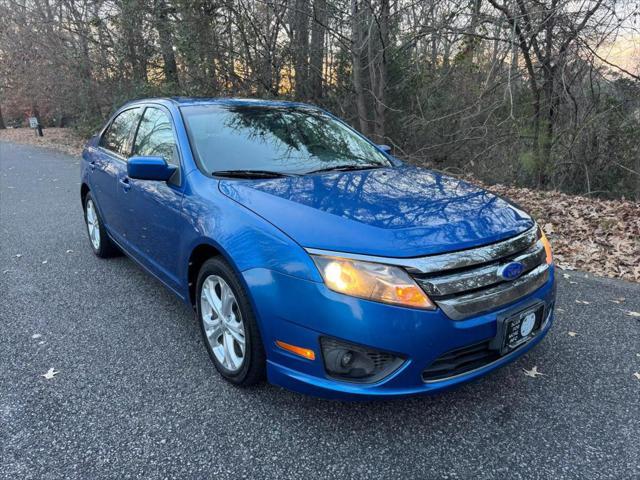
<box><xmin>1</xmin><ymin>141</ymin><xmax>638</xmax><ymax>480</ymax></box>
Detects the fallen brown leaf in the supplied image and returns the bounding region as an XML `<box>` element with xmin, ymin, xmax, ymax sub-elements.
<box><xmin>477</xmin><ymin>181</ymin><xmax>640</xmax><ymax>283</ymax></box>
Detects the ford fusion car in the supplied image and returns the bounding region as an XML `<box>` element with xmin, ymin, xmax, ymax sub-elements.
<box><xmin>80</xmin><ymin>98</ymin><xmax>556</xmax><ymax>399</ymax></box>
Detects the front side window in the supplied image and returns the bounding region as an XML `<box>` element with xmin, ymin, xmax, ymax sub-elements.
<box><xmin>133</xmin><ymin>107</ymin><xmax>179</xmax><ymax>167</ymax></box>
<box><xmin>100</xmin><ymin>108</ymin><xmax>141</xmax><ymax>157</ymax></box>
<box><xmin>181</xmin><ymin>105</ymin><xmax>391</xmax><ymax>175</ymax></box>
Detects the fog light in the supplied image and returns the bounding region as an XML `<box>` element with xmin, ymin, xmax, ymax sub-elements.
<box><xmin>320</xmin><ymin>337</ymin><xmax>404</xmax><ymax>383</ymax></box>
<box><xmin>340</xmin><ymin>351</ymin><xmax>353</xmax><ymax>367</ymax></box>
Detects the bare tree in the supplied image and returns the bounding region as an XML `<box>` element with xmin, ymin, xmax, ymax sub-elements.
<box><xmin>351</xmin><ymin>0</ymin><xmax>370</xmax><ymax>135</ymax></box>
<box><xmin>155</xmin><ymin>0</ymin><xmax>179</xmax><ymax>86</ymax></box>
<box><xmin>487</xmin><ymin>0</ymin><xmax>608</xmax><ymax>185</ymax></box>
<box><xmin>309</xmin><ymin>0</ymin><xmax>327</xmax><ymax>101</ymax></box>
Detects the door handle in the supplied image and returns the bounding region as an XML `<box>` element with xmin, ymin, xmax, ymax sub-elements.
<box><xmin>119</xmin><ymin>176</ymin><xmax>131</xmax><ymax>192</ymax></box>
<box><xmin>90</xmin><ymin>160</ymin><xmax>96</xmax><ymax>171</ymax></box>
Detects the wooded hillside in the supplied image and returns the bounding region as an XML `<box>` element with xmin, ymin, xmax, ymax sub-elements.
<box><xmin>1</xmin><ymin>0</ymin><xmax>639</xmax><ymax>199</ymax></box>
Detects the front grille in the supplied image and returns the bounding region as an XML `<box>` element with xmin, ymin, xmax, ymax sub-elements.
<box><xmin>421</xmin><ymin>341</ymin><xmax>499</xmax><ymax>381</ymax></box>
<box><xmin>412</xmin><ymin>227</ymin><xmax>549</xmax><ymax>320</ymax></box>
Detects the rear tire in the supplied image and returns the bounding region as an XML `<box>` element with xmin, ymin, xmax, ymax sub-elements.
<box><xmin>196</xmin><ymin>257</ymin><xmax>266</xmax><ymax>386</ymax></box>
<box><xmin>83</xmin><ymin>192</ymin><xmax>119</xmax><ymax>258</ymax></box>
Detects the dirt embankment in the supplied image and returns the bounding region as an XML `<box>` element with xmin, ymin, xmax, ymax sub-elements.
<box><xmin>0</xmin><ymin>127</ymin><xmax>85</xmax><ymax>156</ymax></box>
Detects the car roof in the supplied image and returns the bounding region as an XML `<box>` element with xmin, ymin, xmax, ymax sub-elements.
<box><xmin>123</xmin><ymin>97</ymin><xmax>319</xmax><ymax>110</ymax></box>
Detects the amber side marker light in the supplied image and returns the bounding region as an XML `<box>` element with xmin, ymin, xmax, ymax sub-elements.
<box><xmin>540</xmin><ymin>230</ymin><xmax>553</xmax><ymax>264</ymax></box>
<box><xmin>276</xmin><ymin>340</ymin><xmax>316</xmax><ymax>360</ymax></box>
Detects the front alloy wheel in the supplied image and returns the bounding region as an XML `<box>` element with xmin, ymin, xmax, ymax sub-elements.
<box><xmin>196</xmin><ymin>257</ymin><xmax>265</xmax><ymax>385</ymax></box>
<box><xmin>200</xmin><ymin>275</ymin><xmax>246</xmax><ymax>372</ymax></box>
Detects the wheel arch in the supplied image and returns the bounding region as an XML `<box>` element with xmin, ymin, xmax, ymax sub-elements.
<box><xmin>187</xmin><ymin>241</ymin><xmax>242</xmax><ymax>308</ymax></box>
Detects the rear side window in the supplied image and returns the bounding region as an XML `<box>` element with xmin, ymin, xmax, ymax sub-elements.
<box><xmin>133</xmin><ymin>107</ymin><xmax>179</xmax><ymax>167</ymax></box>
<box><xmin>100</xmin><ymin>108</ymin><xmax>141</xmax><ymax>157</ymax></box>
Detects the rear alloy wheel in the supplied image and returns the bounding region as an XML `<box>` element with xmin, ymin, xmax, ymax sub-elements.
<box><xmin>85</xmin><ymin>199</ymin><xmax>101</xmax><ymax>250</ymax></box>
<box><xmin>83</xmin><ymin>192</ymin><xmax>118</xmax><ymax>258</ymax></box>
<box><xmin>196</xmin><ymin>257</ymin><xmax>265</xmax><ymax>385</ymax></box>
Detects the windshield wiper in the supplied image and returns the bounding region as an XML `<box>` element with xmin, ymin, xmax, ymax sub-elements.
<box><xmin>212</xmin><ymin>169</ymin><xmax>296</xmax><ymax>179</ymax></box>
<box><xmin>305</xmin><ymin>164</ymin><xmax>384</xmax><ymax>175</ymax></box>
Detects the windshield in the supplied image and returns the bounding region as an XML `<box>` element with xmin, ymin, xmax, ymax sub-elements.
<box><xmin>180</xmin><ymin>104</ymin><xmax>392</xmax><ymax>175</ymax></box>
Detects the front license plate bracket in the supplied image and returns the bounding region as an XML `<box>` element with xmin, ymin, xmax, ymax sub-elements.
<box><xmin>489</xmin><ymin>300</ymin><xmax>545</xmax><ymax>355</ymax></box>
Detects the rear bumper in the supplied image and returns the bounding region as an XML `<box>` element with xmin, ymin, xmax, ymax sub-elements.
<box><xmin>243</xmin><ymin>265</ymin><xmax>556</xmax><ymax>400</ymax></box>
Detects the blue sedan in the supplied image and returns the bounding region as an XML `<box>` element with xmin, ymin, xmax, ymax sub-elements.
<box><xmin>81</xmin><ymin>98</ymin><xmax>556</xmax><ymax>399</ymax></box>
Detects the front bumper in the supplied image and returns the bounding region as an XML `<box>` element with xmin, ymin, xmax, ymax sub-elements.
<box><xmin>243</xmin><ymin>265</ymin><xmax>556</xmax><ymax>400</ymax></box>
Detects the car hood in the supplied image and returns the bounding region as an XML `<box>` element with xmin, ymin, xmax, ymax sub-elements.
<box><xmin>218</xmin><ymin>166</ymin><xmax>534</xmax><ymax>257</ymax></box>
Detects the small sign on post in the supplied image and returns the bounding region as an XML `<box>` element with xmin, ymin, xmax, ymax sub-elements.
<box><xmin>28</xmin><ymin>117</ymin><xmax>43</xmax><ymax>137</ymax></box>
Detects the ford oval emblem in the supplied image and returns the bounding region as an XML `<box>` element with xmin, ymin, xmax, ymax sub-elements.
<box><xmin>498</xmin><ymin>262</ymin><xmax>524</xmax><ymax>281</ymax></box>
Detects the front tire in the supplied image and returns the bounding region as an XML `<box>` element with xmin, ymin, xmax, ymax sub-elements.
<box><xmin>196</xmin><ymin>257</ymin><xmax>266</xmax><ymax>386</ymax></box>
<box><xmin>83</xmin><ymin>192</ymin><xmax>118</xmax><ymax>258</ymax></box>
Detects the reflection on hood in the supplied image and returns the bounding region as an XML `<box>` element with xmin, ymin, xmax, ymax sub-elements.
<box><xmin>219</xmin><ymin>166</ymin><xmax>534</xmax><ymax>257</ymax></box>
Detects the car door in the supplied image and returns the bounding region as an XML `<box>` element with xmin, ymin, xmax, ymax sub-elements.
<box><xmin>91</xmin><ymin>107</ymin><xmax>141</xmax><ymax>242</ymax></box>
<box><xmin>119</xmin><ymin>105</ymin><xmax>187</xmax><ymax>290</ymax></box>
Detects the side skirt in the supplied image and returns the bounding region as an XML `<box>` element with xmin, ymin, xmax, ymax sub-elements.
<box><xmin>107</xmin><ymin>230</ymin><xmax>190</xmax><ymax>305</ymax></box>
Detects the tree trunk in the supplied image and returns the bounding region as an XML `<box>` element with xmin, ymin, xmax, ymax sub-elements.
<box><xmin>93</xmin><ymin>1</ymin><xmax>110</xmax><ymax>81</ymax></box>
<box><xmin>539</xmin><ymin>75</ymin><xmax>558</xmax><ymax>186</ymax></box>
<box><xmin>351</xmin><ymin>0</ymin><xmax>369</xmax><ymax>135</ymax></box>
<box><xmin>256</xmin><ymin>2</ymin><xmax>278</xmax><ymax>96</ymax></box>
<box><xmin>155</xmin><ymin>0</ymin><xmax>179</xmax><ymax>86</ymax></box>
<box><xmin>80</xmin><ymin>34</ymin><xmax>101</xmax><ymax>120</ymax></box>
<box><xmin>292</xmin><ymin>0</ymin><xmax>310</xmax><ymax>100</ymax></box>
<box><xmin>309</xmin><ymin>0</ymin><xmax>327</xmax><ymax>101</ymax></box>
<box><xmin>121</xmin><ymin>0</ymin><xmax>147</xmax><ymax>83</ymax></box>
<box><xmin>371</xmin><ymin>0</ymin><xmax>389</xmax><ymax>142</ymax></box>
<box><xmin>429</xmin><ymin>2</ymin><xmax>438</xmax><ymax>69</ymax></box>
<box><xmin>0</xmin><ymin>105</ymin><xmax>5</xmax><ymax>129</ymax></box>
<box><xmin>537</xmin><ymin>0</ymin><xmax>558</xmax><ymax>187</ymax></box>
<box><xmin>443</xmin><ymin>37</ymin><xmax>451</xmax><ymax>69</ymax></box>
<box><xmin>460</xmin><ymin>0</ymin><xmax>482</xmax><ymax>62</ymax></box>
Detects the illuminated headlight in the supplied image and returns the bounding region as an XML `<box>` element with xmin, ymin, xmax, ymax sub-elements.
<box><xmin>310</xmin><ymin>255</ymin><xmax>435</xmax><ymax>309</ymax></box>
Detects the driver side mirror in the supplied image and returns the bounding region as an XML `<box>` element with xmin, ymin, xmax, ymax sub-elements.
<box><xmin>127</xmin><ymin>156</ymin><xmax>177</xmax><ymax>181</ymax></box>
<box><xmin>377</xmin><ymin>144</ymin><xmax>392</xmax><ymax>154</ymax></box>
